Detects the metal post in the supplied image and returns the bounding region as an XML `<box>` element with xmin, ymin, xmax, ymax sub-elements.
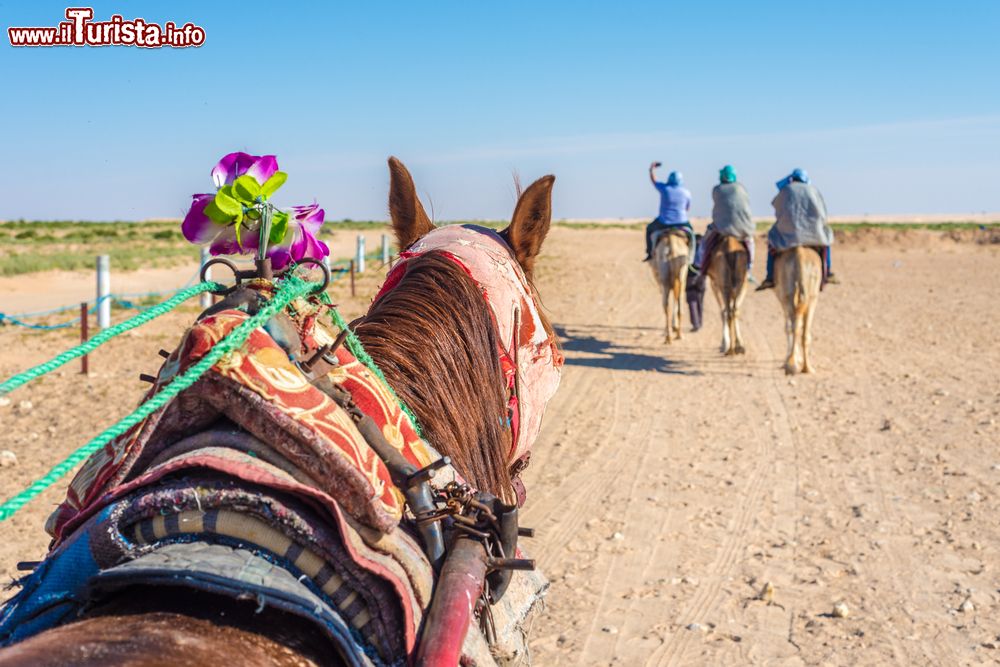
<box><xmin>199</xmin><ymin>247</ymin><xmax>212</xmax><ymax>308</ymax></box>
<box><xmin>96</xmin><ymin>255</ymin><xmax>111</xmax><ymax>329</ymax></box>
<box><xmin>349</xmin><ymin>259</ymin><xmax>356</xmax><ymax>297</ymax></box>
<box><xmin>356</xmin><ymin>235</ymin><xmax>366</xmax><ymax>273</ymax></box>
<box><xmin>80</xmin><ymin>303</ymin><xmax>89</xmax><ymax>375</ymax></box>
<box><xmin>381</xmin><ymin>234</ymin><xmax>390</xmax><ymax>265</ymax></box>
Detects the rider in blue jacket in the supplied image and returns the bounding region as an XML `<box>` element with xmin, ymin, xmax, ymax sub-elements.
<box><xmin>644</xmin><ymin>162</ymin><xmax>692</xmax><ymax>261</ymax></box>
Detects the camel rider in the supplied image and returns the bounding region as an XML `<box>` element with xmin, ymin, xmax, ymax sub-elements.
<box><xmin>756</xmin><ymin>168</ymin><xmax>836</xmax><ymax>290</ymax></box>
<box><xmin>644</xmin><ymin>162</ymin><xmax>692</xmax><ymax>261</ymax></box>
<box><xmin>699</xmin><ymin>164</ymin><xmax>756</xmax><ymax>273</ymax></box>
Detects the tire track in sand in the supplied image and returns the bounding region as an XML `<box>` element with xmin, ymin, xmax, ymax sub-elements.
<box><xmin>645</xmin><ymin>332</ymin><xmax>776</xmax><ymax>667</ymax></box>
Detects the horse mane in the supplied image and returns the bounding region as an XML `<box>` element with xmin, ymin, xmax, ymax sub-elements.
<box><xmin>352</xmin><ymin>251</ymin><xmax>514</xmax><ymax>501</ymax></box>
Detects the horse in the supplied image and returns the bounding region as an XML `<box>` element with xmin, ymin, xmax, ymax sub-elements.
<box><xmin>773</xmin><ymin>246</ymin><xmax>822</xmax><ymax>374</ymax></box>
<box><xmin>706</xmin><ymin>235</ymin><xmax>750</xmax><ymax>355</ymax></box>
<box><xmin>650</xmin><ymin>229</ymin><xmax>689</xmax><ymax>343</ymax></box>
<box><xmin>0</xmin><ymin>158</ymin><xmax>561</xmax><ymax>666</ymax></box>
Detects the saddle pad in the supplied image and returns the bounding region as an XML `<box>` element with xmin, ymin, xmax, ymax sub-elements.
<box><xmin>4</xmin><ymin>467</ymin><xmax>433</xmax><ymax>662</ymax></box>
<box><xmin>46</xmin><ymin>306</ymin><xmax>439</xmax><ymax>542</ymax></box>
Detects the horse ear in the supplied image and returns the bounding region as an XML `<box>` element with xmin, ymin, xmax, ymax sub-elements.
<box><xmin>387</xmin><ymin>156</ymin><xmax>434</xmax><ymax>250</ymax></box>
<box><xmin>504</xmin><ymin>175</ymin><xmax>555</xmax><ymax>277</ymax></box>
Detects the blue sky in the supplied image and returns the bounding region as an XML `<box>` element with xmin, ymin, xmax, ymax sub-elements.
<box><xmin>2</xmin><ymin>1</ymin><xmax>998</xmax><ymax>221</ymax></box>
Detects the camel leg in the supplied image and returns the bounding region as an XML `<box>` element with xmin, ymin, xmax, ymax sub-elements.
<box><xmin>724</xmin><ymin>307</ymin><xmax>737</xmax><ymax>356</ymax></box>
<box><xmin>801</xmin><ymin>301</ymin><xmax>816</xmax><ymax>373</ymax></box>
<box><xmin>782</xmin><ymin>304</ymin><xmax>796</xmax><ymax>374</ymax></box>
<box><xmin>786</xmin><ymin>308</ymin><xmax>804</xmax><ymax>375</ymax></box>
<box><xmin>720</xmin><ymin>305</ymin><xmax>732</xmax><ymax>354</ymax></box>
<box><xmin>673</xmin><ymin>281</ymin><xmax>683</xmax><ymax>340</ymax></box>
<box><xmin>663</xmin><ymin>287</ymin><xmax>672</xmax><ymax>344</ymax></box>
<box><xmin>732</xmin><ymin>303</ymin><xmax>746</xmax><ymax>355</ymax></box>
<box><xmin>710</xmin><ymin>280</ymin><xmax>728</xmax><ymax>354</ymax></box>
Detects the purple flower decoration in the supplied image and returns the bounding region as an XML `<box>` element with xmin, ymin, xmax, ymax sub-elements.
<box><xmin>181</xmin><ymin>152</ymin><xmax>330</xmax><ymax>271</ymax></box>
<box><xmin>211</xmin><ymin>152</ymin><xmax>278</xmax><ymax>188</ymax></box>
<box><xmin>181</xmin><ymin>193</ymin><xmax>217</xmax><ymax>244</ymax></box>
<box><xmin>268</xmin><ymin>203</ymin><xmax>330</xmax><ymax>270</ymax></box>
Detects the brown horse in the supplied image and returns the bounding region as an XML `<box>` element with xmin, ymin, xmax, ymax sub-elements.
<box><xmin>706</xmin><ymin>235</ymin><xmax>750</xmax><ymax>355</ymax></box>
<box><xmin>774</xmin><ymin>246</ymin><xmax>822</xmax><ymax>374</ymax></box>
<box><xmin>0</xmin><ymin>158</ymin><xmax>558</xmax><ymax>666</ymax></box>
<box><xmin>650</xmin><ymin>230</ymin><xmax>689</xmax><ymax>343</ymax></box>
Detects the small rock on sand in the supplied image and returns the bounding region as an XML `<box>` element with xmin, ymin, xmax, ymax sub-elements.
<box><xmin>686</xmin><ymin>623</ymin><xmax>707</xmax><ymax>633</ymax></box>
<box><xmin>832</xmin><ymin>601</ymin><xmax>850</xmax><ymax>618</ymax></box>
<box><xmin>0</xmin><ymin>451</ymin><xmax>18</xmax><ymax>467</ymax></box>
<box><xmin>15</xmin><ymin>400</ymin><xmax>33</xmax><ymax>414</ymax></box>
<box><xmin>601</xmin><ymin>626</ymin><xmax>619</xmax><ymax>635</ymax></box>
<box><xmin>959</xmin><ymin>599</ymin><xmax>974</xmax><ymax>613</ymax></box>
<box><xmin>0</xmin><ymin>397</ymin><xmax>10</xmax><ymax>408</ymax></box>
<box><xmin>610</xmin><ymin>532</ymin><xmax>625</xmax><ymax>541</ymax></box>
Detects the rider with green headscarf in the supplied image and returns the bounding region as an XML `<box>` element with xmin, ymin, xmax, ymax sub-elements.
<box><xmin>697</xmin><ymin>165</ymin><xmax>756</xmax><ymax>273</ymax></box>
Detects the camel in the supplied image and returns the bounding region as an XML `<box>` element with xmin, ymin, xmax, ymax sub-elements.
<box><xmin>650</xmin><ymin>230</ymin><xmax>689</xmax><ymax>343</ymax></box>
<box><xmin>706</xmin><ymin>235</ymin><xmax>750</xmax><ymax>355</ymax></box>
<box><xmin>773</xmin><ymin>246</ymin><xmax>822</xmax><ymax>374</ymax></box>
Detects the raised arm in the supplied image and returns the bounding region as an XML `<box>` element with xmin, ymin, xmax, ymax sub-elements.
<box><xmin>649</xmin><ymin>161</ymin><xmax>659</xmax><ymax>186</ymax></box>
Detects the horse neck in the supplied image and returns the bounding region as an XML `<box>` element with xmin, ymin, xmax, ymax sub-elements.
<box><xmin>352</xmin><ymin>252</ymin><xmax>514</xmax><ymax>501</ymax></box>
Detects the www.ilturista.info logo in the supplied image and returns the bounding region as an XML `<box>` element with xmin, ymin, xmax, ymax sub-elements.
<box><xmin>8</xmin><ymin>7</ymin><xmax>205</xmax><ymax>48</ymax></box>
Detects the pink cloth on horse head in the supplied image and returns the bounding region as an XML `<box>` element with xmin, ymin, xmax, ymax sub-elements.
<box><xmin>376</xmin><ymin>225</ymin><xmax>562</xmax><ymax>465</ymax></box>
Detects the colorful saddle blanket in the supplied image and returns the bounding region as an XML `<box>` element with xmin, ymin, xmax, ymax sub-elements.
<box><xmin>3</xmin><ymin>275</ymin><xmax>550</xmax><ymax>664</ymax></box>
<box><xmin>16</xmin><ymin>291</ymin><xmax>448</xmax><ymax>662</ymax></box>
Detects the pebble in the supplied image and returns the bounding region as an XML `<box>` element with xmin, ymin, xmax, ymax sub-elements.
<box><xmin>959</xmin><ymin>599</ymin><xmax>974</xmax><ymax>613</ymax></box>
<box><xmin>0</xmin><ymin>397</ymin><xmax>10</xmax><ymax>408</ymax></box>
<box><xmin>967</xmin><ymin>491</ymin><xmax>982</xmax><ymax>503</ymax></box>
<box><xmin>16</xmin><ymin>400</ymin><xmax>33</xmax><ymax>414</ymax></box>
<box><xmin>0</xmin><ymin>451</ymin><xmax>17</xmax><ymax>468</ymax></box>
<box><xmin>832</xmin><ymin>601</ymin><xmax>850</xmax><ymax>618</ymax></box>
<box><xmin>601</xmin><ymin>626</ymin><xmax>619</xmax><ymax>635</ymax></box>
<box><xmin>686</xmin><ymin>623</ymin><xmax>707</xmax><ymax>633</ymax></box>
<box><xmin>610</xmin><ymin>532</ymin><xmax>625</xmax><ymax>541</ymax></box>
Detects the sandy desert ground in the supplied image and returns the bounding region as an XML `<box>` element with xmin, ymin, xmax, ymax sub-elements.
<box><xmin>1</xmin><ymin>225</ymin><xmax>999</xmax><ymax>665</ymax></box>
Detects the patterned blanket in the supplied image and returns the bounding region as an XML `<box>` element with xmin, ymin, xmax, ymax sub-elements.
<box><xmin>5</xmin><ymin>291</ymin><xmax>450</xmax><ymax>663</ymax></box>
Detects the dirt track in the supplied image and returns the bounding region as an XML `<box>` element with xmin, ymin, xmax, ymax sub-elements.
<box><xmin>2</xmin><ymin>227</ymin><xmax>999</xmax><ymax>665</ymax></box>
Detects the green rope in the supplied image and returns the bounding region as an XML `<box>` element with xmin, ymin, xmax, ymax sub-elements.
<box><xmin>0</xmin><ymin>276</ymin><xmax>320</xmax><ymax>521</ymax></box>
<box><xmin>327</xmin><ymin>307</ymin><xmax>423</xmax><ymax>436</ymax></box>
<box><xmin>0</xmin><ymin>282</ymin><xmax>222</xmax><ymax>397</ymax></box>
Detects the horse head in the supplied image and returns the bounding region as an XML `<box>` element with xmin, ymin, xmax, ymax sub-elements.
<box><xmin>355</xmin><ymin>158</ymin><xmax>563</xmax><ymax>504</ymax></box>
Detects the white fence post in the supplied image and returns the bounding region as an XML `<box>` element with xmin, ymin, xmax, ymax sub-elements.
<box><xmin>199</xmin><ymin>247</ymin><xmax>212</xmax><ymax>308</ymax></box>
<box><xmin>381</xmin><ymin>233</ymin><xmax>390</xmax><ymax>264</ymax></box>
<box><xmin>96</xmin><ymin>255</ymin><xmax>111</xmax><ymax>329</ymax></box>
<box><xmin>356</xmin><ymin>235</ymin><xmax>366</xmax><ymax>273</ymax></box>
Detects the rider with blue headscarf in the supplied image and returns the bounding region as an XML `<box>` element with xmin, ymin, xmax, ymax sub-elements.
<box><xmin>644</xmin><ymin>161</ymin><xmax>693</xmax><ymax>261</ymax></box>
<box><xmin>756</xmin><ymin>168</ymin><xmax>837</xmax><ymax>290</ymax></box>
